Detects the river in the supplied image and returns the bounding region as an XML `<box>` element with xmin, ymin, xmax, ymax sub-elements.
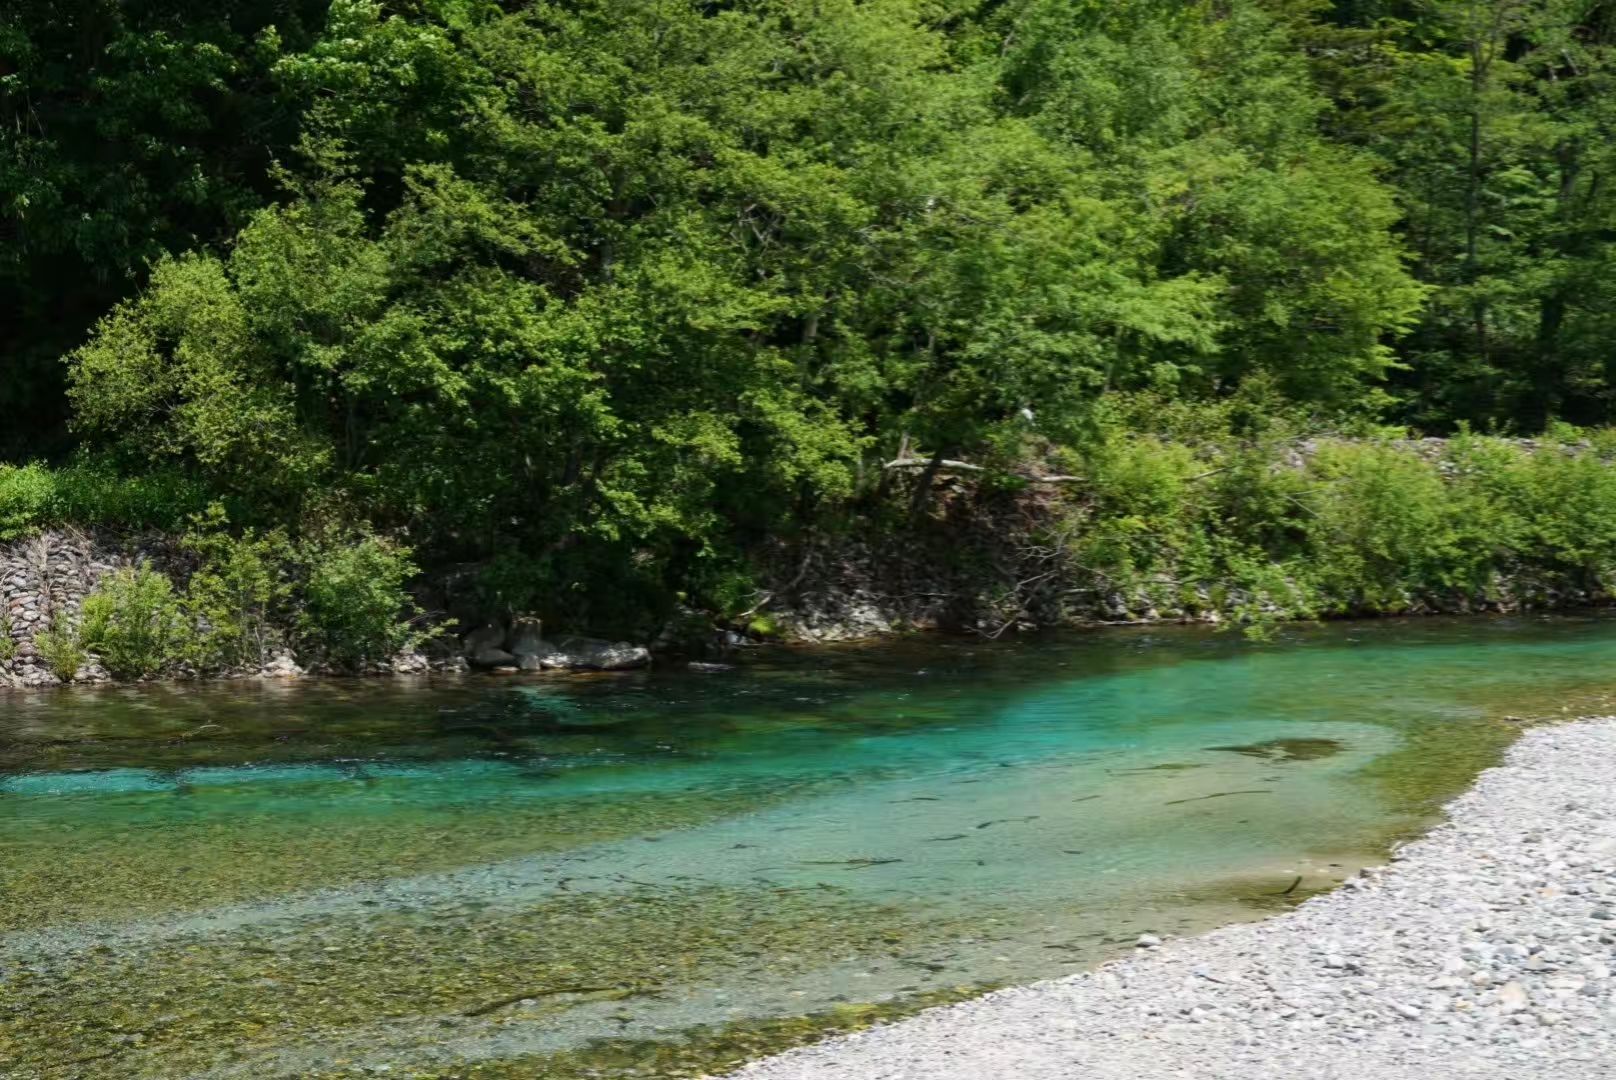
<box><xmin>6</xmin><ymin>616</ymin><xmax>1616</xmax><ymax>1077</ymax></box>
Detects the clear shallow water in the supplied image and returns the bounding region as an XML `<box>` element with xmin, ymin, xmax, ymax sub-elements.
<box><xmin>5</xmin><ymin>617</ymin><xmax>1616</xmax><ymax>1077</ymax></box>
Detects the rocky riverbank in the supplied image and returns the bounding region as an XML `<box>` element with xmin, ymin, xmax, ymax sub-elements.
<box><xmin>8</xmin><ymin>425</ymin><xmax>1616</xmax><ymax>688</ymax></box>
<box><xmin>1</xmin><ymin>529</ymin><xmax>130</xmax><ymax>686</ymax></box>
<box><xmin>0</xmin><ymin>530</ymin><xmax>660</xmax><ymax>689</ymax></box>
<box><xmin>726</xmin><ymin>719</ymin><xmax>1616</xmax><ymax>1079</ymax></box>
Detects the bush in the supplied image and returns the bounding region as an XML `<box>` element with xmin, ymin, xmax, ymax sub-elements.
<box><xmin>297</xmin><ymin>533</ymin><xmax>427</xmax><ymax>669</ymax></box>
<box><xmin>184</xmin><ymin>512</ymin><xmax>294</xmax><ymax>672</ymax></box>
<box><xmin>1050</xmin><ymin>426</ymin><xmax>1616</xmax><ymax>626</ymax></box>
<box><xmin>34</xmin><ymin>623</ymin><xmax>87</xmax><ymax>681</ymax></box>
<box><xmin>1300</xmin><ymin>442</ymin><xmax>1489</xmax><ymax>611</ymax></box>
<box><xmin>49</xmin><ymin>460</ymin><xmax>211</xmax><ymax>532</ymax></box>
<box><xmin>0</xmin><ymin>459</ymin><xmax>210</xmax><ymax>540</ymax></box>
<box><xmin>0</xmin><ymin>464</ymin><xmax>56</xmax><ymax>540</ymax></box>
<box><xmin>1495</xmin><ymin>450</ymin><xmax>1616</xmax><ymax>592</ymax></box>
<box><xmin>79</xmin><ymin>563</ymin><xmax>192</xmax><ymax>679</ymax></box>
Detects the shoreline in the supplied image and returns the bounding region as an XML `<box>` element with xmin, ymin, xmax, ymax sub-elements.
<box><xmin>6</xmin><ymin>605</ymin><xmax>1615</xmax><ymax>694</ymax></box>
<box><xmin>725</xmin><ymin>719</ymin><xmax>1616</xmax><ymax>1079</ymax></box>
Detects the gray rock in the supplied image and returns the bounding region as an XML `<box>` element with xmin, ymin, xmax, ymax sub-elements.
<box><xmin>508</xmin><ymin>616</ymin><xmax>549</xmax><ymax>657</ymax></box>
<box><xmin>1496</xmin><ymin>982</ymin><xmax>1529</xmax><ymax>1012</ymax></box>
<box><xmin>469</xmin><ymin>647</ymin><xmax>517</xmax><ymax>670</ymax></box>
<box><xmin>18</xmin><ymin>666</ymin><xmax>58</xmax><ymax>688</ymax></box>
<box><xmin>461</xmin><ymin>622</ymin><xmax>507</xmax><ymax>657</ymax></box>
<box><xmin>261</xmin><ymin>654</ymin><xmax>304</xmax><ymax>679</ymax></box>
<box><xmin>73</xmin><ymin>660</ymin><xmax>111</xmax><ymax>683</ymax></box>
<box><xmin>687</xmin><ymin>661</ymin><xmax>734</xmax><ymax>673</ymax></box>
<box><xmin>387</xmin><ymin>651</ymin><xmax>429</xmax><ymax>675</ymax></box>
<box><xmin>551</xmin><ymin>635</ymin><xmax>651</xmax><ymax>671</ymax></box>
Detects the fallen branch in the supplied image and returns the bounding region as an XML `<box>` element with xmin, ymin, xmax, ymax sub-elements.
<box><xmin>882</xmin><ymin>457</ymin><xmax>1085</xmax><ymax>485</ymax></box>
<box><xmin>734</xmin><ymin>543</ymin><xmax>816</xmax><ymax>622</ymax></box>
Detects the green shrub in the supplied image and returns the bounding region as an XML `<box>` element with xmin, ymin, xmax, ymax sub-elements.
<box><xmin>297</xmin><ymin>533</ymin><xmax>427</xmax><ymax>669</ymax></box>
<box><xmin>1046</xmin><ymin>426</ymin><xmax>1616</xmax><ymax>625</ymax></box>
<box><xmin>0</xmin><ymin>459</ymin><xmax>209</xmax><ymax>539</ymax></box>
<box><xmin>184</xmin><ymin>512</ymin><xmax>294</xmax><ymax>672</ymax></box>
<box><xmin>34</xmin><ymin>623</ymin><xmax>87</xmax><ymax>681</ymax></box>
<box><xmin>79</xmin><ymin>563</ymin><xmax>192</xmax><ymax>679</ymax></box>
<box><xmin>1300</xmin><ymin>443</ymin><xmax>1486</xmax><ymax>610</ymax></box>
<box><xmin>0</xmin><ymin>612</ymin><xmax>15</xmax><ymax>663</ymax></box>
<box><xmin>48</xmin><ymin>459</ymin><xmax>211</xmax><ymax>532</ymax></box>
<box><xmin>1497</xmin><ymin>450</ymin><xmax>1616</xmax><ymax>591</ymax></box>
<box><xmin>0</xmin><ymin>464</ymin><xmax>56</xmax><ymax>540</ymax></box>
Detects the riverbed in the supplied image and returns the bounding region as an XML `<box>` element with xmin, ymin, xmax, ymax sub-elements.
<box><xmin>5</xmin><ymin>616</ymin><xmax>1616</xmax><ymax>1077</ymax></box>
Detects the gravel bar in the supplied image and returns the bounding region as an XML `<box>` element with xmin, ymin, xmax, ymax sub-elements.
<box><xmin>726</xmin><ymin>720</ymin><xmax>1616</xmax><ymax>1080</ymax></box>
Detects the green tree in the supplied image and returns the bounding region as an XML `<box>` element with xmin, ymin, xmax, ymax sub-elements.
<box><xmin>297</xmin><ymin>531</ymin><xmax>426</xmax><ymax>668</ymax></box>
<box><xmin>994</xmin><ymin>0</ymin><xmax>1426</xmax><ymax>411</ymax></box>
<box><xmin>1326</xmin><ymin>0</ymin><xmax>1616</xmax><ymax>427</ymax></box>
<box><xmin>79</xmin><ymin>562</ymin><xmax>191</xmax><ymax>679</ymax></box>
<box><xmin>184</xmin><ymin>508</ymin><xmax>295</xmax><ymax>671</ymax></box>
<box><xmin>0</xmin><ymin>0</ymin><xmax>328</xmax><ymax>458</ymax></box>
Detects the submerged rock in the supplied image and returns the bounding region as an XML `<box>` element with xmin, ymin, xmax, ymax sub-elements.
<box><xmin>1206</xmin><ymin>737</ymin><xmax>1345</xmax><ymax>762</ymax></box>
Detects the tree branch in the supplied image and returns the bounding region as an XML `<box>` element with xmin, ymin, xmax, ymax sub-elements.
<box><xmin>881</xmin><ymin>458</ymin><xmax>1085</xmax><ymax>485</ymax></box>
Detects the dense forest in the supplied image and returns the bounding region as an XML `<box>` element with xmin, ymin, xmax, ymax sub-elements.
<box><xmin>4</xmin><ymin>0</ymin><xmax>1616</xmax><ymax>667</ymax></box>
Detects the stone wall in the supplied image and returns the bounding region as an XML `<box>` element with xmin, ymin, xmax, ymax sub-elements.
<box><xmin>1</xmin><ymin>529</ymin><xmax>136</xmax><ymax>688</ymax></box>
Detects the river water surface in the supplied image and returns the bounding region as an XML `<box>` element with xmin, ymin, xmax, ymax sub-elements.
<box><xmin>6</xmin><ymin>617</ymin><xmax>1616</xmax><ymax>1077</ymax></box>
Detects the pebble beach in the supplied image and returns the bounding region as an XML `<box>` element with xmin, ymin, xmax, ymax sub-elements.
<box><xmin>728</xmin><ymin>720</ymin><xmax>1616</xmax><ymax>1080</ymax></box>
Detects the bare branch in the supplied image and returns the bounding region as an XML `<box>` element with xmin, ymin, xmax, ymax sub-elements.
<box><xmin>881</xmin><ymin>458</ymin><xmax>1086</xmax><ymax>485</ymax></box>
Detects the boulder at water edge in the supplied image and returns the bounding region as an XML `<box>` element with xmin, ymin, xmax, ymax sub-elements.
<box><xmin>470</xmin><ymin>646</ymin><xmax>518</xmax><ymax>670</ymax></box>
<box><xmin>552</xmin><ymin>635</ymin><xmax>651</xmax><ymax>671</ymax></box>
<box><xmin>462</xmin><ymin>622</ymin><xmax>507</xmax><ymax>657</ymax></box>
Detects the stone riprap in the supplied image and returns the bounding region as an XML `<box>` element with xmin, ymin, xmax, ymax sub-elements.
<box><xmin>726</xmin><ymin>720</ymin><xmax>1616</xmax><ymax>1080</ymax></box>
<box><xmin>0</xmin><ymin>528</ymin><xmax>126</xmax><ymax>687</ymax></box>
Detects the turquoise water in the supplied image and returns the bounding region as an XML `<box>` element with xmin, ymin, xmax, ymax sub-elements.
<box><xmin>5</xmin><ymin>617</ymin><xmax>1616</xmax><ymax>1077</ymax></box>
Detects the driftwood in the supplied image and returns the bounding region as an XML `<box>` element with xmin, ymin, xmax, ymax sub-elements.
<box><xmin>882</xmin><ymin>458</ymin><xmax>1231</xmax><ymax>486</ymax></box>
